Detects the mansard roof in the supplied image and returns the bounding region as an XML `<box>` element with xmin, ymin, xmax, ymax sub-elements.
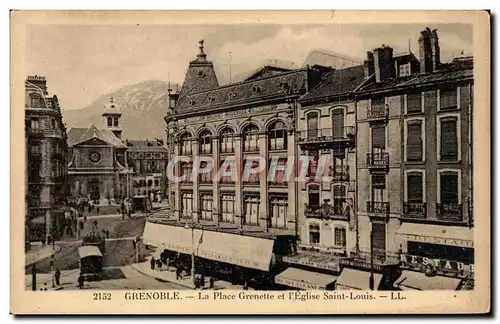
<box><xmin>124</xmin><ymin>139</ymin><xmax>168</xmax><ymax>152</ymax></box>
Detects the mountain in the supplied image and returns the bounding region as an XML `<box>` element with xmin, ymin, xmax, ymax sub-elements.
<box><xmin>62</xmin><ymin>80</ymin><xmax>178</xmax><ymax>141</ymax></box>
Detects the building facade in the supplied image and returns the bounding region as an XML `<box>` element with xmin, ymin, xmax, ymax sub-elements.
<box><xmin>25</xmin><ymin>75</ymin><xmax>69</xmax><ymax>243</ymax></box>
<box><xmin>67</xmin><ymin>98</ymin><xmax>132</xmax><ymax>203</ymax></box>
<box><xmin>125</xmin><ymin>139</ymin><xmax>168</xmax><ymax>198</ymax></box>
<box><xmin>355</xmin><ymin>28</ymin><xmax>474</xmax><ymax>289</ymax></box>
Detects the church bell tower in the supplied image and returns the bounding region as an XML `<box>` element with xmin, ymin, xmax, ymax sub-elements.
<box><xmin>102</xmin><ymin>97</ymin><xmax>122</xmax><ymax>139</ymax></box>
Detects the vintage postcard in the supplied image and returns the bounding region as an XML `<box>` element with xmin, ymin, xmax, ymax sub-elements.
<box><xmin>10</xmin><ymin>10</ymin><xmax>490</xmax><ymax>314</ymax></box>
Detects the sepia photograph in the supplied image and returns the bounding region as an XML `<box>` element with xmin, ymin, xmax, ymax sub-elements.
<box><xmin>10</xmin><ymin>10</ymin><xmax>490</xmax><ymax>314</ymax></box>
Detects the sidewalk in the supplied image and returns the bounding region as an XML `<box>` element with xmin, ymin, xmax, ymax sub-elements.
<box><xmin>131</xmin><ymin>255</ymin><xmax>248</xmax><ymax>290</ymax></box>
<box><xmin>25</xmin><ymin>244</ymin><xmax>61</xmax><ymax>268</ymax></box>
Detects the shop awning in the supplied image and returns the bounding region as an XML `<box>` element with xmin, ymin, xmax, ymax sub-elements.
<box><xmin>78</xmin><ymin>246</ymin><xmax>103</xmax><ymax>259</ymax></box>
<box><xmin>275</xmin><ymin>267</ymin><xmax>337</xmax><ymax>290</ymax></box>
<box><xmin>396</xmin><ymin>223</ymin><xmax>474</xmax><ymax>248</ymax></box>
<box><xmin>142</xmin><ymin>221</ymin><xmax>275</xmax><ymax>271</ymax></box>
<box><xmin>394</xmin><ymin>270</ymin><xmax>462</xmax><ymax>291</ymax></box>
<box><xmin>335</xmin><ymin>268</ymin><xmax>382</xmax><ymax>290</ymax></box>
<box><xmin>283</xmin><ymin>252</ymin><xmax>341</xmax><ymax>272</ymax></box>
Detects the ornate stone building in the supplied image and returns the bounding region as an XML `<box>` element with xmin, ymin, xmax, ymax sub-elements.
<box><xmin>67</xmin><ymin>98</ymin><xmax>131</xmax><ymax>202</ymax></box>
<box><xmin>25</xmin><ymin>75</ymin><xmax>69</xmax><ymax>243</ymax></box>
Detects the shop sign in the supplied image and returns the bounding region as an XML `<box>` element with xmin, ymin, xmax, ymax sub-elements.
<box><xmin>400</xmin><ymin>254</ymin><xmax>474</xmax><ymax>274</ymax></box>
<box><xmin>275</xmin><ymin>277</ymin><xmax>322</xmax><ymax>290</ymax></box>
<box><xmin>400</xmin><ymin>233</ymin><xmax>473</xmax><ymax>248</ymax></box>
<box><xmin>283</xmin><ymin>256</ymin><xmax>340</xmax><ymax>272</ymax></box>
<box><xmin>340</xmin><ymin>259</ymin><xmax>383</xmax><ymax>272</ymax></box>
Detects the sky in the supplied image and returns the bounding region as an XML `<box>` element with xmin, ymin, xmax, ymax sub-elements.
<box><xmin>25</xmin><ymin>23</ymin><xmax>473</xmax><ymax>111</ymax></box>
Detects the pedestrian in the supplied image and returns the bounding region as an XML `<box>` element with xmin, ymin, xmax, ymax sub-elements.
<box><xmin>78</xmin><ymin>273</ymin><xmax>85</xmax><ymax>289</ymax></box>
<box><xmin>96</xmin><ymin>206</ymin><xmax>100</xmax><ymax>215</ymax></box>
<box><xmin>156</xmin><ymin>259</ymin><xmax>162</xmax><ymax>271</ymax></box>
<box><xmin>243</xmin><ymin>281</ymin><xmax>249</xmax><ymax>290</ymax></box>
<box><xmin>54</xmin><ymin>268</ymin><xmax>61</xmax><ymax>286</ymax></box>
<box><xmin>121</xmin><ymin>201</ymin><xmax>125</xmax><ymax>219</ymax></box>
<box><xmin>106</xmin><ymin>229</ymin><xmax>110</xmax><ymax>239</ymax></box>
<box><xmin>93</xmin><ymin>220</ymin><xmax>98</xmax><ymax>229</ymax></box>
<box><xmin>165</xmin><ymin>257</ymin><xmax>170</xmax><ymax>271</ymax></box>
<box><xmin>200</xmin><ymin>273</ymin><xmax>205</xmax><ymax>289</ymax></box>
<box><xmin>176</xmin><ymin>267</ymin><xmax>181</xmax><ymax>280</ymax></box>
<box><xmin>209</xmin><ymin>276</ymin><xmax>215</xmax><ymax>289</ymax></box>
<box><xmin>150</xmin><ymin>256</ymin><xmax>155</xmax><ymax>270</ymax></box>
<box><xmin>83</xmin><ymin>215</ymin><xmax>87</xmax><ymax>223</ymax></box>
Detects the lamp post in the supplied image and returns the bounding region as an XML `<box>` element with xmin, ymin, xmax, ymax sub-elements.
<box><xmin>369</xmin><ymin>228</ymin><xmax>374</xmax><ymax>290</ymax></box>
<box><xmin>185</xmin><ymin>221</ymin><xmax>196</xmax><ymax>287</ymax></box>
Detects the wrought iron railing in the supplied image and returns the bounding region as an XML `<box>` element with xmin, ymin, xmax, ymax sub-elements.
<box><xmin>329</xmin><ymin>165</ymin><xmax>350</xmax><ymax>181</ymax></box>
<box><xmin>297</xmin><ymin>127</ymin><xmax>355</xmax><ymax>143</ymax></box>
<box><xmin>437</xmin><ymin>203</ymin><xmax>463</xmax><ymax>221</ymax></box>
<box><xmin>367</xmin><ymin>201</ymin><xmax>390</xmax><ymax>215</ymax></box>
<box><xmin>403</xmin><ymin>202</ymin><xmax>427</xmax><ymax>219</ymax></box>
<box><xmin>366</xmin><ymin>152</ymin><xmax>389</xmax><ymax>168</ymax></box>
<box><xmin>367</xmin><ymin>103</ymin><xmax>389</xmax><ymax>120</ymax></box>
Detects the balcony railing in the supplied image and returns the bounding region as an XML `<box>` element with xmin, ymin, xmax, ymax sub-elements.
<box><xmin>367</xmin><ymin>103</ymin><xmax>389</xmax><ymax>120</ymax></box>
<box><xmin>329</xmin><ymin>165</ymin><xmax>349</xmax><ymax>181</ymax></box>
<box><xmin>268</xmin><ymin>180</ymin><xmax>288</xmax><ymax>187</ymax></box>
<box><xmin>367</xmin><ymin>201</ymin><xmax>390</xmax><ymax>215</ymax></box>
<box><xmin>305</xmin><ymin>204</ymin><xmax>349</xmax><ymax>220</ymax></box>
<box><xmin>403</xmin><ymin>202</ymin><xmax>427</xmax><ymax>219</ymax></box>
<box><xmin>199</xmin><ymin>177</ymin><xmax>213</xmax><ymax>184</ymax></box>
<box><xmin>366</xmin><ymin>152</ymin><xmax>389</xmax><ymax>169</ymax></box>
<box><xmin>242</xmin><ymin>179</ymin><xmax>260</xmax><ymax>186</ymax></box>
<box><xmin>297</xmin><ymin>127</ymin><xmax>355</xmax><ymax>145</ymax></box>
<box><xmin>437</xmin><ymin>203</ymin><xmax>463</xmax><ymax>222</ymax></box>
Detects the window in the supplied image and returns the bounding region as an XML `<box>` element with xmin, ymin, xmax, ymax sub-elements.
<box><xmin>440</xmin><ymin>172</ymin><xmax>459</xmax><ymax>204</ymax></box>
<box><xmin>332</xmin><ymin>109</ymin><xmax>344</xmax><ymax>139</ymax></box>
<box><xmin>135</xmin><ymin>160</ymin><xmax>141</xmax><ymax>174</ymax></box>
<box><xmin>309</xmin><ymin>223</ymin><xmax>320</xmax><ymax>245</ymax></box>
<box><xmin>30</xmin><ymin>118</ymin><xmax>40</xmax><ymax>129</ymax></box>
<box><xmin>242</xmin><ymin>124</ymin><xmax>259</xmax><ymax>152</ymax></box>
<box><xmin>154</xmin><ymin>179</ymin><xmax>159</xmax><ymax>187</ymax></box>
<box><xmin>199</xmin><ymin>161</ymin><xmax>212</xmax><ymax>183</ymax></box>
<box><xmin>220</xmin><ymin>158</ymin><xmax>235</xmax><ymax>184</ymax></box>
<box><xmin>372</xmin><ymin>174</ymin><xmax>386</xmax><ymax>189</ymax></box>
<box><xmin>370</xmin><ymin>97</ymin><xmax>386</xmax><ymax>118</ymax></box>
<box><xmin>180</xmin><ymin>162</ymin><xmax>193</xmax><ymax>182</ymax></box>
<box><xmin>268</xmin><ymin>121</ymin><xmax>287</xmax><ymax>151</ymax></box>
<box><xmin>407</xmin><ymin>93</ymin><xmax>422</xmax><ymax>113</ymax></box>
<box><xmin>308</xmin><ymin>185</ymin><xmax>320</xmax><ymax>207</ymax></box>
<box><xmin>440</xmin><ymin>87</ymin><xmax>458</xmax><ymax>110</ymax></box>
<box><xmin>243</xmin><ymin>159</ymin><xmax>260</xmax><ymax>184</ymax></box>
<box><xmin>181</xmin><ymin>192</ymin><xmax>193</xmax><ymax>218</ymax></box>
<box><xmin>399</xmin><ymin>63</ymin><xmax>410</xmax><ymax>77</ymax></box>
<box><xmin>113</xmin><ymin>117</ymin><xmax>119</xmax><ymax>127</ymax></box>
<box><xmin>269</xmin><ymin>195</ymin><xmax>288</xmax><ymax>229</ymax></box>
<box><xmin>333</xmin><ymin>185</ymin><xmax>346</xmax><ymax>215</ymax></box>
<box><xmin>269</xmin><ymin>158</ymin><xmax>287</xmax><ymax>185</ymax></box>
<box><xmin>407</xmin><ymin>120</ymin><xmax>423</xmax><ymax>161</ymax></box>
<box><xmin>440</xmin><ymin>117</ymin><xmax>458</xmax><ymax>161</ymax></box>
<box><xmin>30</xmin><ymin>143</ymin><xmax>41</xmax><ymax>155</ymax></box>
<box><xmin>372</xmin><ymin>126</ymin><xmax>385</xmax><ymax>151</ymax></box>
<box><xmin>334</xmin><ymin>227</ymin><xmax>346</xmax><ymax>247</ymax></box>
<box><xmin>307</xmin><ymin>151</ymin><xmax>319</xmax><ymax>178</ymax></box>
<box><xmin>199</xmin><ymin>129</ymin><xmax>213</xmax><ymax>154</ymax></box>
<box><xmin>219</xmin><ymin>128</ymin><xmax>235</xmax><ymax>153</ymax></box>
<box><xmin>51</xmin><ymin>119</ymin><xmax>56</xmax><ymax>129</ymax></box>
<box><xmin>200</xmin><ymin>193</ymin><xmax>213</xmax><ymax>221</ymax></box>
<box><xmin>107</xmin><ymin>117</ymin><xmax>113</xmax><ymax>127</ymax></box>
<box><xmin>221</xmin><ymin>194</ymin><xmax>235</xmax><ymax>223</ymax></box>
<box><xmin>243</xmin><ymin>195</ymin><xmax>260</xmax><ymax>225</ymax></box>
<box><xmin>307</xmin><ymin>112</ymin><xmax>318</xmax><ymax>138</ymax></box>
<box><xmin>407</xmin><ymin>173</ymin><xmax>423</xmax><ymax>204</ymax></box>
<box><xmin>29</xmin><ymin>94</ymin><xmax>41</xmax><ymax>107</ymax></box>
<box><xmin>179</xmin><ymin>133</ymin><xmax>192</xmax><ymax>155</ymax></box>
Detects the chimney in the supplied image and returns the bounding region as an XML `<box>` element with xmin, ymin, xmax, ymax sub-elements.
<box><xmin>363</xmin><ymin>51</ymin><xmax>374</xmax><ymax>78</ymax></box>
<box><xmin>373</xmin><ymin>46</ymin><xmax>395</xmax><ymax>83</ymax></box>
<box><xmin>419</xmin><ymin>28</ymin><xmax>433</xmax><ymax>73</ymax></box>
<box><xmin>430</xmin><ymin>29</ymin><xmax>440</xmax><ymax>71</ymax></box>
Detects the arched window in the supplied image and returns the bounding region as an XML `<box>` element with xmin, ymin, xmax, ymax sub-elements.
<box><xmin>268</xmin><ymin>121</ymin><xmax>287</xmax><ymax>151</ymax></box>
<box><xmin>107</xmin><ymin>117</ymin><xmax>113</xmax><ymax>127</ymax></box>
<box><xmin>219</xmin><ymin>127</ymin><xmax>235</xmax><ymax>153</ymax></box>
<box><xmin>179</xmin><ymin>133</ymin><xmax>192</xmax><ymax>156</ymax></box>
<box><xmin>198</xmin><ymin>129</ymin><xmax>213</xmax><ymax>154</ymax></box>
<box><xmin>242</xmin><ymin>124</ymin><xmax>259</xmax><ymax>152</ymax></box>
<box><xmin>113</xmin><ymin>117</ymin><xmax>119</xmax><ymax>127</ymax></box>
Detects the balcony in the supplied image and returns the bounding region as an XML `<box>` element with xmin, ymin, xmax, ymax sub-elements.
<box><xmin>329</xmin><ymin>165</ymin><xmax>349</xmax><ymax>181</ymax></box>
<box><xmin>199</xmin><ymin>177</ymin><xmax>213</xmax><ymax>184</ymax></box>
<box><xmin>367</xmin><ymin>201</ymin><xmax>390</xmax><ymax>221</ymax></box>
<box><xmin>366</xmin><ymin>152</ymin><xmax>389</xmax><ymax>170</ymax></box>
<box><xmin>297</xmin><ymin>127</ymin><xmax>355</xmax><ymax>149</ymax></box>
<box><xmin>403</xmin><ymin>202</ymin><xmax>427</xmax><ymax>219</ymax></box>
<box><xmin>437</xmin><ymin>203</ymin><xmax>463</xmax><ymax>222</ymax></box>
<box><xmin>367</xmin><ymin>104</ymin><xmax>389</xmax><ymax>122</ymax></box>
<box><xmin>242</xmin><ymin>179</ymin><xmax>260</xmax><ymax>186</ymax></box>
<box><xmin>305</xmin><ymin>204</ymin><xmax>349</xmax><ymax>221</ymax></box>
<box><xmin>268</xmin><ymin>180</ymin><xmax>288</xmax><ymax>187</ymax></box>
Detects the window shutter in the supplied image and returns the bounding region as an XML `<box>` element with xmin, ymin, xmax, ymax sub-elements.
<box><xmin>407</xmin><ymin>174</ymin><xmax>423</xmax><ymax>202</ymax></box>
<box><xmin>407</xmin><ymin>93</ymin><xmax>422</xmax><ymax>113</ymax></box>
<box><xmin>440</xmin><ymin>173</ymin><xmax>459</xmax><ymax>203</ymax></box>
<box><xmin>407</xmin><ymin>122</ymin><xmax>422</xmax><ymax>161</ymax></box>
<box><xmin>440</xmin><ymin>118</ymin><xmax>458</xmax><ymax>160</ymax></box>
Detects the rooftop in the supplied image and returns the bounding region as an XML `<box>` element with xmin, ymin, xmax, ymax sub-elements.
<box><xmin>67</xmin><ymin>125</ymin><xmax>126</xmax><ymax>148</ymax></box>
<box><xmin>125</xmin><ymin>139</ymin><xmax>167</xmax><ymax>152</ymax></box>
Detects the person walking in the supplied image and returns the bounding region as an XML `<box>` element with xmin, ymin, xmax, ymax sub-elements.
<box><xmin>150</xmin><ymin>256</ymin><xmax>155</xmax><ymax>270</ymax></box>
<box><xmin>96</xmin><ymin>205</ymin><xmax>100</xmax><ymax>215</ymax></box>
<box><xmin>156</xmin><ymin>259</ymin><xmax>162</xmax><ymax>271</ymax></box>
<box><xmin>165</xmin><ymin>257</ymin><xmax>170</xmax><ymax>271</ymax></box>
<box><xmin>54</xmin><ymin>268</ymin><xmax>61</xmax><ymax>286</ymax></box>
<box><xmin>176</xmin><ymin>267</ymin><xmax>181</xmax><ymax>280</ymax></box>
<box><xmin>209</xmin><ymin>276</ymin><xmax>215</xmax><ymax>289</ymax></box>
<box><xmin>78</xmin><ymin>273</ymin><xmax>85</xmax><ymax>289</ymax></box>
<box><xmin>243</xmin><ymin>281</ymin><xmax>249</xmax><ymax>290</ymax></box>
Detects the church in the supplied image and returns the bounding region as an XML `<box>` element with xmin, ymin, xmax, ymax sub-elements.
<box><xmin>67</xmin><ymin>98</ymin><xmax>132</xmax><ymax>203</ymax></box>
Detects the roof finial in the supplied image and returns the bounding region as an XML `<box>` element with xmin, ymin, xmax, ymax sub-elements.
<box><xmin>110</xmin><ymin>96</ymin><xmax>114</xmax><ymax>104</ymax></box>
<box><xmin>197</xmin><ymin>39</ymin><xmax>206</xmax><ymax>59</ymax></box>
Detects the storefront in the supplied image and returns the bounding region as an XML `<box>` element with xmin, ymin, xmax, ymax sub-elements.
<box><xmin>275</xmin><ymin>267</ymin><xmax>337</xmax><ymax>290</ymax></box>
<box><xmin>142</xmin><ymin>221</ymin><xmax>286</xmax><ymax>287</ymax></box>
<box><xmin>395</xmin><ymin>223</ymin><xmax>474</xmax><ymax>290</ymax></box>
